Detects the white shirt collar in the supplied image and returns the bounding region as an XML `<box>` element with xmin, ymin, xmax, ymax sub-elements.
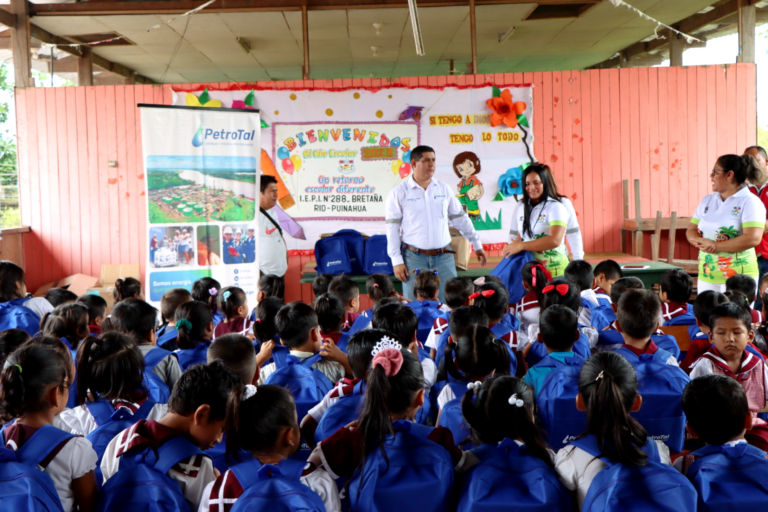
<box><xmin>407</xmin><ymin>175</ymin><xmax>434</xmax><ymax>190</ymax></box>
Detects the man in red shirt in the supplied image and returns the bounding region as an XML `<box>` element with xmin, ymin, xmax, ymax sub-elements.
<box><xmin>745</xmin><ymin>145</ymin><xmax>768</xmax><ymax>309</ymax></box>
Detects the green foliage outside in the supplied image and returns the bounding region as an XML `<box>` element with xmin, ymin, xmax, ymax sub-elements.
<box><xmin>758</xmin><ymin>123</ymin><xmax>768</xmax><ymax>150</ymax></box>
<box><xmin>147</xmin><ymin>171</ymin><xmax>195</xmax><ymax>190</ymax></box>
<box><xmin>0</xmin><ymin>65</ymin><xmax>19</xmax><ymax>229</ymax></box>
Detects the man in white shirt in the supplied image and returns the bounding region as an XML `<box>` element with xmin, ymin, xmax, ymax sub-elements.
<box><xmin>385</xmin><ymin>145</ymin><xmax>486</xmax><ymax>302</ymax></box>
<box><xmin>259</xmin><ymin>175</ymin><xmax>288</xmax><ymax>277</ymax></box>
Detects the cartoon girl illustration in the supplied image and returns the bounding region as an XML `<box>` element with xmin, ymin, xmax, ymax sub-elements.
<box><xmin>453</xmin><ymin>151</ymin><xmax>484</xmax><ymax>220</ymax></box>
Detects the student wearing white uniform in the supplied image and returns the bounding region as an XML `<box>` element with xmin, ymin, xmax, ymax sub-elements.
<box><xmin>687</xmin><ymin>154</ymin><xmax>768</xmax><ymax>293</ymax></box>
<box><xmin>385</xmin><ymin>145</ymin><xmax>486</xmax><ymax>302</ymax></box>
<box><xmin>504</xmin><ymin>164</ymin><xmax>569</xmax><ymax>278</ymax></box>
<box><xmin>259</xmin><ymin>175</ymin><xmax>288</xmax><ymax>278</ymax></box>
<box><xmin>543</xmin><ymin>166</ymin><xmax>584</xmax><ymax>260</ymax></box>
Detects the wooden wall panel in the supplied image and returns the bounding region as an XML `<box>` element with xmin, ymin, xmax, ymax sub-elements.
<box><xmin>14</xmin><ymin>65</ymin><xmax>758</xmax><ymax>302</ymax></box>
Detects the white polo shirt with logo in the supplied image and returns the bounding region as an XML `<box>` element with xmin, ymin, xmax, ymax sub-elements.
<box><xmin>259</xmin><ymin>208</ymin><xmax>288</xmax><ymax>277</ymax></box>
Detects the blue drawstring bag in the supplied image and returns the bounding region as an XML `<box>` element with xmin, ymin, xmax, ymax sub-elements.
<box><xmin>489</xmin><ymin>252</ymin><xmax>533</xmax><ymax>305</ymax></box>
<box><xmin>314</xmin><ymin>237</ymin><xmax>352</xmax><ymax>276</ymax></box>
<box><xmin>364</xmin><ymin>234</ymin><xmax>394</xmax><ymax>275</ymax></box>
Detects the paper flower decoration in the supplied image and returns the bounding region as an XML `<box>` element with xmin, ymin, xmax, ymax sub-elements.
<box><xmin>185</xmin><ymin>87</ymin><xmax>223</xmax><ymax>108</ymax></box>
<box><xmin>232</xmin><ymin>90</ymin><xmax>256</xmax><ymax>110</ymax></box>
<box><xmin>498</xmin><ymin>167</ymin><xmax>523</xmax><ymax>197</ymax></box>
<box><xmin>486</xmin><ymin>87</ymin><xmax>527</xmax><ymax>129</ymax></box>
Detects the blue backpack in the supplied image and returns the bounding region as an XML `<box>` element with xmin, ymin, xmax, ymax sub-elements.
<box><xmin>96</xmin><ymin>436</ymin><xmax>206</xmax><ymax>512</ymax></box>
<box><xmin>687</xmin><ymin>442</ymin><xmax>768</xmax><ymax>512</ymax></box>
<box><xmin>364</xmin><ymin>234</ymin><xmax>393</xmax><ymax>275</ymax></box>
<box><xmin>597</xmin><ymin>329</ymin><xmax>682</xmax><ymax>360</ymax></box>
<box><xmin>457</xmin><ymin>439</ymin><xmax>572</xmax><ymax>512</ymax></box>
<box><xmin>230</xmin><ymin>458</ymin><xmax>326</xmax><ymax>512</ymax></box>
<box><xmin>407</xmin><ymin>301</ymin><xmax>444</xmax><ymax>343</ymax></box>
<box><xmin>333</xmin><ymin>229</ymin><xmax>365</xmax><ymax>275</ymax></box>
<box><xmin>143</xmin><ymin>348</ymin><xmax>173</xmax><ymax>403</ymax></box>
<box><xmin>207</xmin><ymin>434</ymin><xmax>253</xmax><ymax>473</ymax></box>
<box><xmin>615</xmin><ymin>347</ymin><xmax>689</xmax><ymax>452</ymax></box>
<box><xmin>0</xmin><ymin>425</ymin><xmax>76</xmax><ymax>512</ymax></box>
<box><xmin>570</xmin><ymin>435</ymin><xmax>697</xmax><ymax>512</ymax></box>
<box><xmin>664</xmin><ymin>304</ymin><xmax>696</xmax><ymax>326</ymax></box>
<box><xmin>156</xmin><ymin>327</ymin><xmax>178</xmax><ymax>351</ymax></box>
<box><xmin>265</xmin><ymin>353</ymin><xmax>334</xmax><ymax>419</ymax></box>
<box><xmin>437</xmin><ymin>382</ymin><xmax>473</xmax><ymax>448</ymax></box>
<box><xmin>535</xmin><ymin>354</ymin><xmax>586</xmax><ymax>450</ymax></box>
<box><xmin>498</xmin><ymin>311</ymin><xmax>520</xmax><ymax>333</ymax></box>
<box><xmin>176</xmin><ymin>341</ymin><xmax>211</xmax><ymax>372</ymax></box>
<box><xmin>346</xmin><ymin>310</ymin><xmax>372</xmax><ymax>338</ymax></box>
<box><xmin>489</xmin><ymin>251</ymin><xmax>534</xmax><ymax>305</ymax></box>
<box><xmin>85</xmin><ymin>398</ymin><xmax>158</xmax><ymax>487</ymax></box>
<box><xmin>0</xmin><ymin>298</ymin><xmax>41</xmax><ymax>337</ymax></box>
<box><xmin>348</xmin><ymin>420</ymin><xmax>454</xmax><ymax>512</ymax></box>
<box><xmin>314</xmin><ymin>381</ymin><xmax>365</xmax><ymax>444</ymax></box>
<box><xmin>314</xmin><ymin>237</ymin><xmax>352</xmax><ymax>276</ymax></box>
<box><xmin>335</xmin><ymin>332</ymin><xmax>351</xmax><ymax>353</ymax></box>
<box><xmin>527</xmin><ymin>331</ymin><xmax>590</xmax><ymax>368</ymax></box>
<box><xmin>591</xmin><ymin>304</ymin><xmax>615</xmax><ymax>331</ymax></box>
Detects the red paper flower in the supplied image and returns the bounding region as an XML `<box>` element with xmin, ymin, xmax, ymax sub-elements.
<box><xmin>486</xmin><ymin>89</ymin><xmax>527</xmax><ymax>128</ymax></box>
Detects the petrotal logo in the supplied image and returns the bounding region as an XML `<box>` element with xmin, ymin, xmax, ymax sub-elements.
<box><xmin>562</xmin><ymin>435</ymin><xmax>578</xmax><ymax>445</ymax></box>
<box><xmin>372</xmin><ymin>262</ymin><xmax>388</xmax><ymax>266</ymax></box>
<box><xmin>192</xmin><ymin>125</ymin><xmax>256</xmax><ymax>147</ymax></box>
<box><xmin>327</xmin><ymin>260</ymin><xmax>342</xmax><ymax>267</ymax></box>
<box><xmin>192</xmin><ymin>125</ymin><xmax>204</xmax><ymax>147</ymax></box>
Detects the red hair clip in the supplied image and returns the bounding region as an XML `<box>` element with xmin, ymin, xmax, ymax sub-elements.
<box><xmin>530</xmin><ymin>262</ymin><xmax>552</xmax><ymax>287</ymax></box>
<box><xmin>469</xmin><ymin>290</ymin><xmax>496</xmax><ymax>300</ymax></box>
<box><xmin>542</xmin><ymin>283</ymin><xmax>569</xmax><ymax>296</ymax></box>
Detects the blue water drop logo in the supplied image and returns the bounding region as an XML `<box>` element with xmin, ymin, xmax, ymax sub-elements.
<box><xmin>192</xmin><ymin>125</ymin><xmax>203</xmax><ymax>147</ymax></box>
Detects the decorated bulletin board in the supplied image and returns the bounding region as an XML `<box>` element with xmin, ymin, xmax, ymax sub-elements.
<box><xmin>172</xmin><ymin>83</ymin><xmax>534</xmax><ymax>251</ymax></box>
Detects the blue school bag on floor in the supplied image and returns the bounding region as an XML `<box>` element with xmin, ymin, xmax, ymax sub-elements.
<box><xmin>230</xmin><ymin>458</ymin><xmax>326</xmax><ymax>512</ymax></box>
<box><xmin>0</xmin><ymin>425</ymin><xmax>75</xmax><ymax>512</ymax></box>
<box><xmin>333</xmin><ymin>229</ymin><xmax>365</xmax><ymax>275</ymax></box>
<box><xmin>0</xmin><ymin>298</ymin><xmax>41</xmax><ymax>337</ymax></box>
<box><xmin>176</xmin><ymin>340</ymin><xmax>211</xmax><ymax>372</ymax></box>
<box><xmin>570</xmin><ymin>434</ymin><xmax>697</xmax><ymax>512</ymax></box>
<box><xmin>535</xmin><ymin>354</ymin><xmax>586</xmax><ymax>450</ymax></box>
<box><xmin>265</xmin><ymin>353</ymin><xmax>334</xmax><ymax>419</ymax></box>
<box><xmin>489</xmin><ymin>251</ymin><xmax>534</xmax><ymax>305</ymax></box>
<box><xmin>314</xmin><ymin>381</ymin><xmax>365</xmax><ymax>444</ymax></box>
<box><xmin>615</xmin><ymin>347</ymin><xmax>689</xmax><ymax>452</ymax></box>
<box><xmin>687</xmin><ymin>442</ymin><xmax>768</xmax><ymax>512</ymax></box>
<box><xmin>96</xmin><ymin>436</ymin><xmax>206</xmax><ymax>512</ymax></box>
<box><xmin>364</xmin><ymin>234</ymin><xmax>393</xmax><ymax>275</ymax></box>
<box><xmin>437</xmin><ymin>382</ymin><xmax>474</xmax><ymax>448</ymax></box>
<box><xmin>348</xmin><ymin>420</ymin><xmax>454</xmax><ymax>512</ymax></box>
<box><xmin>457</xmin><ymin>439</ymin><xmax>572</xmax><ymax>512</ymax></box>
<box><xmin>143</xmin><ymin>348</ymin><xmax>173</xmax><ymax>403</ymax></box>
<box><xmin>314</xmin><ymin>237</ymin><xmax>352</xmax><ymax>276</ymax></box>
<box><xmin>408</xmin><ymin>300</ymin><xmax>443</xmax><ymax>343</ymax></box>
<box><xmin>85</xmin><ymin>398</ymin><xmax>158</xmax><ymax>488</ymax></box>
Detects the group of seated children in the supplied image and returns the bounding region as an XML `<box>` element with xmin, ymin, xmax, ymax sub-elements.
<box><xmin>1</xmin><ymin>257</ymin><xmax>768</xmax><ymax>512</ymax></box>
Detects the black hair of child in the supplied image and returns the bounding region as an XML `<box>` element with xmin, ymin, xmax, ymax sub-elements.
<box><xmin>522</xmin><ymin>261</ymin><xmax>551</xmax><ymax>310</ymax></box>
<box><xmin>541</xmin><ymin>278</ymin><xmax>581</xmax><ymax>315</ymax></box>
<box><xmin>366</xmin><ymin>274</ymin><xmax>394</xmax><ymax>303</ymax></box>
<box><xmin>160</xmin><ymin>288</ymin><xmax>192</xmax><ymax>327</ymax></box>
<box><xmin>448</xmin><ymin>306</ymin><xmax>490</xmax><ymax>340</ymax></box>
<box><xmin>219</xmin><ymin>286</ymin><xmax>247</xmax><ymax>321</ymax></box>
<box><xmin>371</xmin><ymin>303</ymin><xmax>418</xmax><ymax>348</ymax></box>
<box><xmin>0</xmin><ymin>329</ymin><xmax>30</xmax><ymax>368</ymax></box>
<box><xmin>539</xmin><ymin>305</ymin><xmax>578</xmax><ymax>351</ymax></box>
<box><xmin>0</xmin><ymin>261</ymin><xmax>26</xmax><ymax>303</ymax></box>
<box><xmin>724</xmin><ymin>290</ymin><xmax>751</xmax><ymax>312</ymax></box>
<box><xmin>175</xmin><ymin>301</ymin><xmax>213</xmax><ymax>350</ymax></box>
<box><xmin>564</xmin><ymin>260</ymin><xmax>595</xmax><ymax>293</ymax></box>
<box><xmin>594</xmin><ymin>259</ymin><xmax>623</xmax><ymax>281</ymax></box>
<box><xmin>77</xmin><ymin>331</ymin><xmax>146</xmax><ymax>404</ymax></box>
<box><xmin>44</xmin><ymin>288</ymin><xmax>78</xmax><ymax>308</ymax></box>
<box><xmin>113</xmin><ymin>277</ymin><xmax>142</xmax><ymax>303</ymax></box>
<box><xmin>443</xmin><ymin>277</ymin><xmax>475</xmax><ymax>309</ymax></box>
<box><xmin>329</xmin><ymin>275</ymin><xmax>359</xmax><ymax>305</ymax></box>
<box><xmin>275</xmin><ymin>301</ymin><xmax>318</xmax><ymax>349</ymax></box>
<box><xmin>109</xmin><ymin>298</ymin><xmax>158</xmax><ymax>346</ymax></box>
<box><xmin>192</xmin><ymin>277</ymin><xmax>222</xmax><ymax>315</ymax></box>
<box><xmin>40</xmin><ymin>303</ymin><xmax>90</xmax><ymax>350</ymax></box>
<box><xmin>609</xmin><ymin>276</ymin><xmax>644</xmax><ymax>305</ymax></box>
<box><xmin>312</xmin><ymin>273</ymin><xmax>335</xmax><ymax>298</ymax></box>
<box><xmin>168</xmin><ymin>359</ymin><xmax>241</xmax><ymax>422</ymax></box>
<box><xmin>682</xmin><ymin>374</ymin><xmax>751</xmax><ymax>445</ymax></box>
<box><xmin>616</xmin><ymin>289</ymin><xmax>661</xmax><ymax>340</ymax></box>
<box><xmin>314</xmin><ymin>293</ymin><xmax>346</xmax><ymax>334</ymax></box>
<box><xmin>347</xmin><ymin>329</ymin><xmax>393</xmax><ymax>379</ymax></box>
<box><xmin>693</xmin><ymin>291</ymin><xmax>729</xmax><ymax>328</ymax></box>
<box><xmin>709</xmin><ymin>302</ymin><xmax>752</xmax><ymax>332</ymax></box>
<box><xmin>77</xmin><ymin>294</ymin><xmax>108</xmax><ymax>325</ymax></box>
<box><xmin>372</xmin><ymin>296</ymin><xmax>400</xmax><ymax>315</ymax></box>
<box><xmin>726</xmin><ymin>273</ymin><xmax>758</xmax><ymax>301</ymax></box>
<box><xmin>413</xmin><ymin>269</ymin><xmax>440</xmax><ymax>300</ymax></box>
<box><xmin>208</xmin><ymin>334</ymin><xmax>256</xmax><ymax>384</ymax></box>
<box><xmin>444</xmin><ymin>325</ymin><xmax>510</xmax><ymax>382</ymax></box>
<box><xmin>253</xmin><ymin>297</ymin><xmax>283</xmax><ymax>343</ymax></box>
<box><xmin>660</xmin><ymin>269</ymin><xmax>693</xmax><ymax>304</ymax></box>
<box><xmin>473</xmin><ymin>282</ymin><xmax>509</xmax><ymax>322</ymax></box>
<box><xmin>259</xmin><ymin>274</ymin><xmax>285</xmax><ymax>301</ymax></box>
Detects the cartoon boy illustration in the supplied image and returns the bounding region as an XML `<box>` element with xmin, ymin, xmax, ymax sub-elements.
<box><xmin>453</xmin><ymin>151</ymin><xmax>484</xmax><ymax>220</ymax></box>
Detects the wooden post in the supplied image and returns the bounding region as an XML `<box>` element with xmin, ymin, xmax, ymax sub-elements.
<box><xmin>619</xmin><ymin>51</ymin><xmax>628</xmax><ymax>68</ymax></box>
<box><xmin>301</xmin><ymin>0</ymin><xmax>310</xmax><ymax>80</ymax></box>
<box><xmin>621</xmin><ymin>179</ymin><xmax>629</xmax><ymax>253</ymax></box>
<box><xmin>668</xmin><ymin>30</ymin><xmax>684</xmax><ymax>67</ymax></box>
<box><xmin>667</xmin><ymin>211</ymin><xmax>678</xmax><ymax>264</ymax></box>
<box><xmin>738</xmin><ymin>0</ymin><xmax>756</xmax><ymax>64</ymax></box>
<box><xmin>10</xmin><ymin>0</ymin><xmax>30</xmax><ymax>88</ymax></box>
<box><xmin>651</xmin><ymin>211</ymin><xmax>663</xmax><ymax>261</ymax></box>
<box><xmin>633</xmin><ymin>179</ymin><xmax>642</xmax><ymax>257</ymax></box>
<box><xmin>469</xmin><ymin>0</ymin><xmax>477</xmax><ymax>75</ymax></box>
<box><xmin>77</xmin><ymin>46</ymin><xmax>93</xmax><ymax>86</ymax></box>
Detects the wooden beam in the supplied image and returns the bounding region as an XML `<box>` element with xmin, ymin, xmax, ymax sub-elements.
<box><xmin>10</xmin><ymin>0</ymin><xmax>30</xmax><ymax>88</ymax></box>
<box><xmin>27</xmin><ymin>0</ymin><xmax>599</xmax><ymax>15</ymax></box>
<box><xmin>669</xmin><ymin>30</ymin><xmax>684</xmax><ymax>67</ymax></box>
<box><xmin>738</xmin><ymin>0</ymin><xmax>756</xmax><ymax>63</ymax></box>
<box><xmin>469</xmin><ymin>0</ymin><xmax>477</xmax><ymax>75</ymax></box>
<box><xmin>78</xmin><ymin>47</ymin><xmax>93</xmax><ymax>86</ymax></box>
<box><xmin>29</xmin><ymin>23</ymin><xmax>82</xmax><ymax>58</ymax></box>
<box><xmin>0</xmin><ymin>7</ymin><xmax>16</xmax><ymax>29</ymax></box>
<box><xmin>301</xmin><ymin>0</ymin><xmax>309</xmax><ymax>80</ymax></box>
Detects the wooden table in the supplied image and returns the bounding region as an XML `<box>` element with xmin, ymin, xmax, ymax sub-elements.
<box><xmin>300</xmin><ymin>252</ymin><xmax>682</xmax><ymax>292</ymax></box>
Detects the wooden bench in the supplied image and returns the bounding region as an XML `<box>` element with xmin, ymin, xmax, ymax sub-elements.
<box><xmin>660</xmin><ymin>325</ymin><xmax>692</xmax><ymax>353</ymax></box>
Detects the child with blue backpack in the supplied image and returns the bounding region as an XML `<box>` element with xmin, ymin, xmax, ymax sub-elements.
<box><xmin>616</xmin><ymin>289</ymin><xmax>681</xmax><ymax>366</ymax></box>
<box><xmin>346</xmin><ymin>274</ymin><xmax>400</xmax><ymax>336</ymax></box>
<box><xmin>676</xmin><ymin>374</ymin><xmax>768</xmax><ymax>510</ymax></box>
<box><xmin>155</xmin><ymin>288</ymin><xmax>192</xmax><ymax>351</ymax></box>
<box><xmin>435</xmin><ymin>306</ymin><xmax>490</xmax><ymax>371</ymax></box>
<box><xmin>426</xmin><ymin>277</ymin><xmax>475</xmax><ymax>360</ymax></box>
<box><xmin>680</xmin><ymin>291</ymin><xmax>730</xmax><ymax>372</ymax></box>
<box><xmin>315</xmin><ymin>293</ymin><xmax>349</xmax><ymax>351</ymax></box>
<box><xmin>309</xmin><ymin>341</ymin><xmax>461</xmax><ymax>512</ymax></box>
<box><xmin>77</xmin><ymin>294</ymin><xmax>108</xmax><ymax>336</ymax></box>
<box><xmin>408</xmin><ymin>269</ymin><xmax>451</xmax><ymax>343</ymax></box>
<box><xmin>565</xmin><ymin>260</ymin><xmax>599</xmax><ymax>326</ymax></box>
<box><xmin>660</xmin><ymin>269</ymin><xmax>695</xmax><ymax>326</ymax></box>
<box><xmin>41</xmin><ymin>302</ymin><xmax>90</xmax><ymax>361</ymax></box>
<box><xmin>199</xmin><ymin>384</ymin><xmax>340</xmax><ymax>512</ymax></box>
<box><xmin>523</xmin><ymin>305</ymin><xmax>582</xmax><ymax>396</ymax></box>
<box><xmin>175</xmin><ymin>301</ymin><xmax>215</xmax><ymax>372</ymax></box>
<box><xmin>1</xmin><ymin>343</ymin><xmax>98</xmax><ymax>511</ymax></box>
<box><xmin>214</xmin><ymin>287</ymin><xmax>253</xmax><ymax>339</ymax></box>
<box><xmin>472</xmin><ymin>282</ymin><xmax>524</xmax><ymax>359</ymax></box>
<box><xmin>301</xmin><ymin>329</ymin><xmax>384</xmax><ymax>446</ymax></box>
<box><xmin>457</xmin><ymin>376</ymin><xmax>572</xmax><ymax>511</ymax></box>
<box><xmin>328</xmin><ymin>276</ymin><xmax>361</xmax><ymax>332</ymax></box>
<box><xmin>0</xmin><ymin>328</ymin><xmax>29</xmax><ymax>368</ymax></box>
<box><xmin>592</xmin><ymin>259</ymin><xmax>623</xmax><ymax>307</ymax></box>
<box><xmin>555</xmin><ymin>352</ymin><xmax>694</xmax><ymax>511</ymax></box>
<box><xmin>99</xmin><ymin>361</ymin><xmax>241</xmax><ymax>511</ymax></box>
<box><xmin>109</xmin><ymin>298</ymin><xmax>181</xmax><ymax>393</ymax></box>
<box><xmin>252</xmin><ymin>297</ymin><xmax>282</xmax><ymax>346</ymax></box>
<box><xmin>192</xmin><ymin>277</ymin><xmax>224</xmax><ymax>327</ymax></box>
<box><xmin>690</xmin><ymin>302</ymin><xmax>768</xmax><ymax>451</ymax></box>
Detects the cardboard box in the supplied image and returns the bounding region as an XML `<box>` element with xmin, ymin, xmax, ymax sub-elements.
<box><xmin>86</xmin><ymin>264</ymin><xmax>141</xmax><ymax>314</ymax></box>
<box><xmin>34</xmin><ymin>273</ymin><xmax>100</xmax><ymax>298</ymax></box>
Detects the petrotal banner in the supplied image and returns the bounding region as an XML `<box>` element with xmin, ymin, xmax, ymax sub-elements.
<box><xmin>139</xmin><ymin>105</ymin><xmax>261</xmax><ymax>308</ymax></box>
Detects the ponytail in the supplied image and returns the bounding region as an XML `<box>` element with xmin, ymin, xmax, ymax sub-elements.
<box><xmin>444</xmin><ymin>325</ymin><xmax>510</xmax><ymax>382</ymax></box>
<box><xmin>313</xmin><ymin>293</ymin><xmax>346</xmax><ymax>334</ymax></box>
<box><xmin>219</xmin><ymin>286</ymin><xmax>247</xmax><ymax>321</ymax></box>
<box><xmin>175</xmin><ymin>301</ymin><xmax>213</xmax><ymax>349</ymax></box>
<box><xmin>579</xmin><ymin>352</ymin><xmax>648</xmax><ymax>466</ymax></box>
<box><xmin>77</xmin><ymin>331</ymin><xmax>145</xmax><ymax>404</ymax></box>
<box><xmin>253</xmin><ymin>297</ymin><xmax>282</xmax><ymax>343</ymax></box>
<box><xmin>461</xmin><ymin>376</ymin><xmax>553</xmax><ymax>467</ymax></box>
<box><xmin>40</xmin><ymin>303</ymin><xmax>90</xmax><ymax>349</ymax></box>
<box><xmin>114</xmin><ymin>277</ymin><xmax>142</xmax><ymax>303</ymax></box>
<box><xmin>192</xmin><ymin>277</ymin><xmax>222</xmax><ymax>316</ymax></box>
<box><xmin>367</xmin><ymin>274</ymin><xmax>394</xmax><ymax>303</ymax></box>
<box><xmin>472</xmin><ymin>283</ymin><xmax>509</xmax><ymax>321</ymax></box>
<box><xmin>0</xmin><ymin>344</ymin><xmax>70</xmax><ymax>421</ymax></box>
<box><xmin>522</xmin><ymin>261</ymin><xmax>551</xmax><ymax>310</ymax></box>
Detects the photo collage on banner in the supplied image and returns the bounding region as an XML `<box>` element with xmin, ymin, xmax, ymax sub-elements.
<box><xmin>140</xmin><ymin>105</ymin><xmax>262</xmax><ymax>309</ymax></box>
